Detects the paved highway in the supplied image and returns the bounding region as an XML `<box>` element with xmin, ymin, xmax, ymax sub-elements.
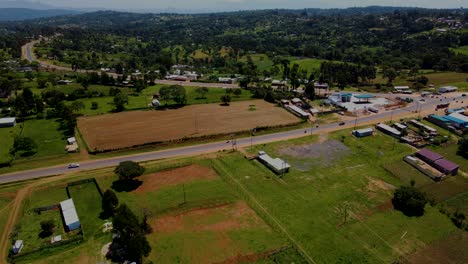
<box><xmin>1</xmin><ymin>95</ymin><xmax>465</xmax><ymax>184</ymax></box>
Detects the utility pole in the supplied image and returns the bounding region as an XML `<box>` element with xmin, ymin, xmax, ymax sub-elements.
<box><xmin>353</xmin><ymin>111</ymin><xmax>358</xmax><ymax>130</ymax></box>
<box><xmin>182</xmin><ymin>184</ymin><xmax>186</xmax><ymax>205</ymax></box>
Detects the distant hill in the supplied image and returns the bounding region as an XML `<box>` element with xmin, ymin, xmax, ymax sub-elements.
<box><xmin>0</xmin><ymin>8</ymin><xmax>80</xmax><ymax>21</ymax></box>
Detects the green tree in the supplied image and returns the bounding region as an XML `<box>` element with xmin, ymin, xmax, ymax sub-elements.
<box><xmin>102</xmin><ymin>189</ymin><xmax>119</xmax><ymax>218</ymax></box>
<box><xmin>172</xmin><ymin>85</ymin><xmax>186</xmax><ymax>105</ymax></box>
<box><xmin>10</xmin><ymin>136</ymin><xmax>37</xmax><ymax>156</ymax></box>
<box><xmin>114</xmin><ymin>161</ymin><xmax>145</xmax><ymax>181</ymax></box>
<box><xmin>112</xmin><ymin>204</ymin><xmax>151</xmax><ymax>263</ymax></box>
<box><xmin>40</xmin><ymin>219</ymin><xmax>55</xmax><ymax>237</ymax></box>
<box><xmin>305</xmin><ymin>81</ymin><xmax>316</xmax><ymax>100</ymax></box>
<box><xmin>383</xmin><ymin>67</ymin><xmax>398</xmax><ymax>84</ymax></box>
<box><xmin>457</xmin><ymin>136</ymin><xmax>468</xmax><ymax>158</ymax></box>
<box><xmin>221</xmin><ymin>94</ymin><xmax>232</xmax><ymax>105</ymax></box>
<box><xmin>70</xmin><ymin>101</ymin><xmax>85</xmax><ymax>113</ymax></box>
<box><xmin>233</xmin><ymin>88</ymin><xmax>242</xmax><ymax>97</ymax></box>
<box><xmin>415</xmin><ymin>75</ymin><xmax>429</xmax><ymax>86</ymax></box>
<box><xmin>91</xmin><ymin>101</ymin><xmax>99</xmax><ymax>110</ymax></box>
<box><xmin>113</xmin><ymin>93</ymin><xmax>129</xmax><ymax>112</ymax></box>
<box><xmin>392</xmin><ymin>183</ymin><xmax>428</xmax><ymax>217</ymax></box>
<box><xmin>37</xmin><ymin>77</ymin><xmax>48</xmax><ymax>88</ymax></box>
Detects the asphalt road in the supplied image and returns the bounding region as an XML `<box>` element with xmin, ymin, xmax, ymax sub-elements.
<box><xmin>1</xmin><ymin>95</ymin><xmax>465</xmax><ymax>184</ymax></box>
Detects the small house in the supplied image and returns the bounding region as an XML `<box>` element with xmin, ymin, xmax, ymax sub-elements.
<box><xmin>12</xmin><ymin>240</ymin><xmax>23</xmax><ymax>254</ymax></box>
<box><xmin>352</xmin><ymin>128</ymin><xmax>374</xmax><ymax>138</ymax></box>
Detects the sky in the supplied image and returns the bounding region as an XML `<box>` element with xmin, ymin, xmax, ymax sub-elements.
<box><xmin>3</xmin><ymin>0</ymin><xmax>468</xmax><ymax>11</ymax></box>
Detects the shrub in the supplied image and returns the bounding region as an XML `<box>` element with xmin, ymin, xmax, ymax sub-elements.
<box><xmin>392</xmin><ymin>183</ymin><xmax>428</xmax><ymax>217</ymax></box>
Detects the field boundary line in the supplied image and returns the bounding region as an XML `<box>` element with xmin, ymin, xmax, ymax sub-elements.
<box><xmin>212</xmin><ymin>161</ymin><xmax>317</xmax><ymax>264</ymax></box>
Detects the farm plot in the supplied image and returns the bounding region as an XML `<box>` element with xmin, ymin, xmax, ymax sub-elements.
<box><xmin>78</xmin><ymin>100</ymin><xmax>300</xmax><ymax>152</ymax></box>
<box><xmin>95</xmin><ymin>163</ymin><xmax>288</xmax><ymax>263</ymax></box>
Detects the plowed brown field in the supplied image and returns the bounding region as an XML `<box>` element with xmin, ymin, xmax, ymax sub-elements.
<box><xmin>78</xmin><ymin>100</ymin><xmax>300</xmax><ymax>151</ymax></box>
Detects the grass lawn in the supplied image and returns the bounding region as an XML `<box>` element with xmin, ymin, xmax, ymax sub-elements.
<box><xmin>291</xmin><ymin>58</ymin><xmax>325</xmax><ymax>75</ymax></box>
<box><xmin>451</xmin><ymin>46</ymin><xmax>468</xmax><ymax>55</ymax></box>
<box><xmin>0</xmin><ymin>118</ymin><xmax>74</xmax><ymax>166</ymax></box>
<box><xmin>69</xmin><ymin>86</ymin><xmax>254</xmax><ymax>116</ymax></box>
<box><xmin>375</xmin><ymin>71</ymin><xmax>468</xmax><ymax>89</ymax></box>
<box><xmin>67</xmin><ymin>182</ymin><xmax>104</xmax><ymax>238</ymax></box>
<box><xmin>15</xmin><ymin>186</ymin><xmax>75</xmax><ymax>254</ymax></box>
<box><xmin>239</xmin><ymin>54</ymin><xmax>274</xmax><ymax>72</ymax></box>
<box><xmin>211</xmin><ymin>128</ymin><xmax>458</xmax><ymax>263</ymax></box>
<box><xmin>10</xmin><ymin>159</ymin><xmax>289</xmax><ymax>263</ymax></box>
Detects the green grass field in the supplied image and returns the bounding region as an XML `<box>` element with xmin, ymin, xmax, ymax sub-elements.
<box><xmin>14</xmin><ymin>186</ymin><xmax>78</xmax><ymax>255</ymax></box>
<box><xmin>451</xmin><ymin>46</ymin><xmax>468</xmax><ymax>55</ymax></box>
<box><xmin>65</xmin><ymin>85</ymin><xmax>254</xmax><ymax>116</ymax></box>
<box><xmin>10</xmin><ymin>159</ymin><xmax>289</xmax><ymax>263</ymax></box>
<box><xmin>67</xmin><ymin>182</ymin><xmax>104</xmax><ymax>238</ymax></box>
<box><xmin>375</xmin><ymin>71</ymin><xmax>468</xmax><ymax>90</ymax></box>
<box><xmin>0</xmin><ymin>118</ymin><xmax>73</xmax><ymax>166</ymax></box>
<box><xmin>209</xmin><ymin>129</ymin><xmax>459</xmax><ymax>263</ymax></box>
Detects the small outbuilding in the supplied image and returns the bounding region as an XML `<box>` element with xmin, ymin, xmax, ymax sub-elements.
<box><xmin>60</xmin><ymin>199</ymin><xmax>81</xmax><ymax>232</ymax></box>
<box><xmin>257</xmin><ymin>151</ymin><xmax>290</xmax><ymax>175</ymax></box>
<box><xmin>352</xmin><ymin>128</ymin><xmax>374</xmax><ymax>138</ymax></box>
<box><xmin>12</xmin><ymin>240</ymin><xmax>23</xmax><ymax>254</ymax></box>
<box><xmin>67</xmin><ymin>137</ymin><xmax>76</xmax><ymax>145</ymax></box>
<box><xmin>0</xmin><ymin>117</ymin><xmax>16</xmax><ymax>128</ymax></box>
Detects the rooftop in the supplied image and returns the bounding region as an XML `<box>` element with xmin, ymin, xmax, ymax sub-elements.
<box><xmin>0</xmin><ymin>117</ymin><xmax>16</xmax><ymax>124</ymax></box>
<box><xmin>434</xmin><ymin>159</ymin><xmax>459</xmax><ymax>171</ymax></box>
<box><xmin>447</xmin><ymin>112</ymin><xmax>468</xmax><ymax>123</ymax></box>
<box><xmin>416</xmin><ymin>149</ymin><xmax>443</xmax><ymax>162</ymax></box>
<box><xmin>60</xmin><ymin>199</ymin><xmax>80</xmax><ymax>226</ymax></box>
<box><xmin>258</xmin><ymin>152</ymin><xmax>290</xmax><ymax>171</ymax></box>
<box><xmin>355</xmin><ymin>94</ymin><xmax>375</xmax><ymax>99</ymax></box>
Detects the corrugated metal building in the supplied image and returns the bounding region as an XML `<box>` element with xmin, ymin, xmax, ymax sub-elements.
<box><xmin>60</xmin><ymin>199</ymin><xmax>81</xmax><ymax>232</ymax></box>
<box><xmin>433</xmin><ymin>159</ymin><xmax>459</xmax><ymax>176</ymax></box>
<box><xmin>257</xmin><ymin>151</ymin><xmax>290</xmax><ymax>175</ymax></box>
<box><xmin>352</xmin><ymin>128</ymin><xmax>374</xmax><ymax>138</ymax></box>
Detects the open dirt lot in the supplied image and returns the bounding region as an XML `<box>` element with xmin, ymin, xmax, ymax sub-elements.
<box><xmin>136</xmin><ymin>165</ymin><xmax>218</xmax><ymax>193</ymax></box>
<box><xmin>78</xmin><ymin>100</ymin><xmax>300</xmax><ymax>151</ymax></box>
<box><xmin>150</xmin><ymin>201</ymin><xmax>279</xmax><ymax>263</ymax></box>
<box><xmin>407</xmin><ymin>231</ymin><xmax>468</xmax><ymax>264</ymax></box>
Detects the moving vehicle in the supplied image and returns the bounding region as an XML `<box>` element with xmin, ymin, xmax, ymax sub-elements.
<box><xmin>68</xmin><ymin>163</ymin><xmax>80</xmax><ymax>169</ymax></box>
<box><xmin>339</xmin><ymin>122</ymin><xmax>345</xmax><ymax>126</ymax></box>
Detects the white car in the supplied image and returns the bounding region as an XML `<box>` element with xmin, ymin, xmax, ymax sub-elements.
<box><xmin>68</xmin><ymin>163</ymin><xmax>80</xmax><ymax>169</ymax></box>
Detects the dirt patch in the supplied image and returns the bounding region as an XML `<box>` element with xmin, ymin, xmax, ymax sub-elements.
<box><xmin>278</xmin><ymin>140</ymin><xmax>350</xmax><ymax>168</ymax></box>
<box><xmin>407</xmin><ymin>231</ymin><xmax>468</xmax><ymax>264</ymax></box>
<box><xmin>366</xmin><ymin>178</ymin><xmax>396</xmax><ymax>193</ymax></box>
<box><xmin>152</xmin><ymin>201</ymin><xmax>268</xmax><ymax>233</ymax></box>
<box><xmin>135</xmin><ymin>165</ymin><xmax>218</xmax><ymax>193</ymax></box>
<box><xmin>78</xmin><ymin>100</ymin><xmax>300</xmax><ymax>151</ymax></box>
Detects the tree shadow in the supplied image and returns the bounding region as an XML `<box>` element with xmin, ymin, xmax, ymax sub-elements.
<box><xmin>99</xmin><ymin>210</ymin><xmax>112</xmax><ymax>220</ymax></box>
<box><xmin>111</xmin><ymin>179</ymin><xmax>143</xmax><ymax>192</ymax></box>
<box><xmin>19</xmin><ymin>150</ymin><xmax>37</xmax><ymax>157</ymax></box>
<box><xmin>38</xmin><ymin>230</ymin><xmax>53</xmax><ymax>239</ymax></box>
